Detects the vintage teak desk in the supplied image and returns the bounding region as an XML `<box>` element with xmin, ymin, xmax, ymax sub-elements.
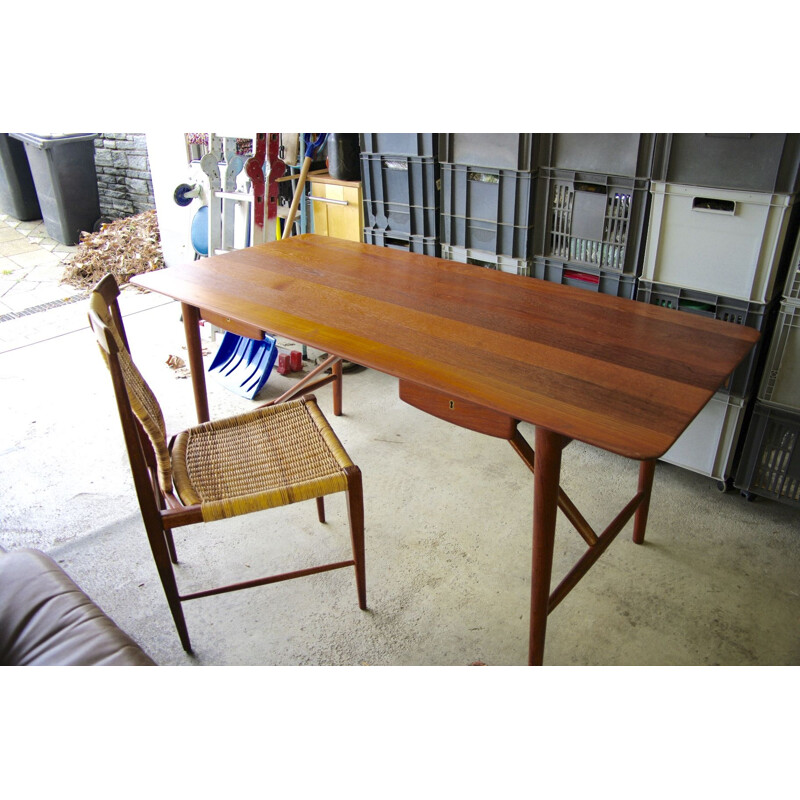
<box><xmin>132</xmin><ymin>235</ymin><xmax>759</xmax><ymax>665</ymax></box>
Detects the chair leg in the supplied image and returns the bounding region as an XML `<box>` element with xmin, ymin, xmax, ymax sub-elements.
<box><xmin>143</xmin><ymin>517</ymin><xmax>192</xmax><ymax>652</ymax></box>
<box><xmin>164</xmin><ymin>529</ymin><xmax>179</xmax><ymax>564</ymax></box>
<box><xmin>316</xmin><ymin>496</ymin><xmax>326</xmax><ymax>523</ymax></box>
<box><xmin>153</xmin><ymin>475</ymin><xmax>179</xmax><ymax>564</ymax></box>
<box><xmin>344</xmin><ymin>466</ymin><xmax>367</xmax><ymax>610</ymax></box>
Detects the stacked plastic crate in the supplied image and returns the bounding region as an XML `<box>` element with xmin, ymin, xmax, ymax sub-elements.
<box><xmin>734</xmin><ymin>227</ymin><xmax>800</xmax><ymax>507</ymax></box>
<box><xmin>638</xmin><ymin>133</ymin><xmax>800</xmax><ymax>490</ymax></box>
<box><xmin>531</xmin><ymin>134</ymin><xmax>658</xmax><ymax>298</ymax></box>
<box><xmin>359</xmin><ymin>134</ymin><xmax>439</xmax><ymax>256</ymax></box>
<box><xmin>437</xmin><ymin>133</ymin><xmax>537</xmax><ymax>275</ymax></box>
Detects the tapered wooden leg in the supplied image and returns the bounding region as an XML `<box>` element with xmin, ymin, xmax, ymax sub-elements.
<box><xmin>181</xmin><ymin>302</ymin><xmax>209</xmax><ymax>424</ymax></box>
<box><xmin>316</xmin><ymin>497</ymin><xmax>326</xmax><ymax>523</ymax></box>
<box><xmin>164</xmin><ymin>529</ymin><xmax>179</xmax><ymax>564</ymax></box>
<box><xmin>332</xmin><ymin>358</ymin><xmax>343</xmax><ymax>416</ymax></box>
<box><xmin>529</xmin><ymin>426</ymin><xmax>564</xmax><ymax>666</ymax></box>
<box><xmin>152</xmin><ymin>471</ymin><xmax>179</xmax><ymax>564</ymax></box>
<box><xmin>633</xmin><ymin>459</ymin><xmax>656</xmax><ymax>544</ymax></box>
<box><xmin>143</xmin><ymin>517</ymin><xmax>192</xmax><ymax>652</ymax></box>
<box><xmin>345</xmin><ymin>467</ymin><xmax>367</xmax><ymax>610</ymax></box>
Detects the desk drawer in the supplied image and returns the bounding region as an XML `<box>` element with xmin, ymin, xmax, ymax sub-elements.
<box><xmin>399</xmin><ymin>380</ymin><xmax>516</xmax><ymax>439</ymax></box>
<box><xmin>200</xmin><ymin>308</ymin><xmax>264</xmax><ymax>341</ymax></box>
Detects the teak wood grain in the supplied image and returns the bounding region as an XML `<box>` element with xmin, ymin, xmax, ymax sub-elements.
<box><xmin>132</xmin><ymin>234</ymin><xmax>759</xmax><ymax>461</ymax></box>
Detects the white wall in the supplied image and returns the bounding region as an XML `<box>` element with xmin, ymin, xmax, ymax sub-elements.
<box><xmin>144</xmin><ymin>132</ymin><xmax>198</xmax><ymax>268</ymax></box>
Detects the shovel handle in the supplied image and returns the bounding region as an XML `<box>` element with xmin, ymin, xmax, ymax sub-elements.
<box><xmin>282</xmin><ymin>155</ymin><xmax>313</xmax><ymax>238</ymax></box>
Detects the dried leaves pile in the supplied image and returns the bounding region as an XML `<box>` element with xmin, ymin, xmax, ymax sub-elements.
<box><xmin>62</xmin><ymin>210</ymin><xmax>165</xmax><ymax>289</ymax></box>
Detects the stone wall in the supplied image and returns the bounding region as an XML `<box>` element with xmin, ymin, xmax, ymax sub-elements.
<box><xmin>94</xmin><ymin>134</ymin><xmax>155</xmax><ymax>220</ymax></box>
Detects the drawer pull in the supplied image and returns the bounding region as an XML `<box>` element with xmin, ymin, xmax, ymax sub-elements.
<box><xmin>308</xmin><ymin>195</ymin><xmax>349</xmax><ymax>206</ymax></box>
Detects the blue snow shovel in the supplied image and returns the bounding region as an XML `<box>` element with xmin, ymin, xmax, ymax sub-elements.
<box><xmin>190</xmin><ymin>207</ymin><xmax>276</xmax><ymax>399</ymax></box>
<box><xmin>208</xmin><ymin>331</ymin><xmax>279</xmax><ymax>400</ymax></box>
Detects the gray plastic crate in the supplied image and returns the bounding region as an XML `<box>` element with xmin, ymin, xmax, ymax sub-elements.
<box><xmin>360</xmin><ymin>154</ymin><xmax>437</xmax><ymax>208</ymax></box>
<box><xmin>636</xmin><ymin>279</ymin><xmax>775</xmax><ymax>398</ymax></box>
<box><xmin>533</xmin><ymin>168</ymin><xmax>650</xmax><ymax>274</ymax></box>
<box><xmin>0</xmin><ymin>133</ymin><xmax>41</xmax><ymax>220</ymax></box>
<box><xmin>359</xmin><ymin>134</ymin><xmax>437</xmax><ymax>158</ymax></box>
<box><xmin>734</xmin><ymin>402</ymin><xmax>800</xmax><ymax>507</ymax></box>
<box><xmin>532</xmin><ymin>256</ymin><xmax>637</xmax><ymax>299</ymax></box>
<box><xmin>652</xmin><ymin>133</ymin><xmax>800</xmax><ymax>194</ymax></box>
<box><xmin>440</xmin><ymin>163</ymin><xmax>535</xmax><ymax>227</ymax></box>
<box><xmin>660</xmin><ymin>391</ymin><xmax>747</xmax><ymax>485</ymax></box>
<box><xmin>441</xmin><ymin>243</ymin><xmax>531</xmax><ymax>276</ymax></box>
<box><xmin>362</xmin><ymin>201</ymin><xmax>437</xmax><ymax>239</ymax></box>
<box><xmin>758</xmin><ymin>301</ymin><xmax>800</xmax><ymax>412</ymax></box>
<box><xmin>360</xmin><ymin>154</ymin><xmax>437</xmax><ymax>237</ymax></box>
<box><xmin>439</xmin><ymin>212</ymin><xmax>533</xmax><ymax>260</ymax></box>
<box><xmin>438</xmin><ymin>133</ymin><xmax>538</xmax><ymax>171</ymax></box>
<box><xmin>10</xmin><ymin>132</ymin><xmax>99</xmax><ymax>245</ymax></box>
<box><xmin>362</xmin><ymin>226</ymin><xmax>439</xmax><ymax>257</ymax></box>
<box><xmin>537</xmin><ymin>133</ymin><xmax>659</xmax><ymax>179</ymax></box>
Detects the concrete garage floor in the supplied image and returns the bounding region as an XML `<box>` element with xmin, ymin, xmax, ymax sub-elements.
<box><xmin>1</xmin><ymin>216</ymin><xmax>799</xmax><ymax>667</ymax></box>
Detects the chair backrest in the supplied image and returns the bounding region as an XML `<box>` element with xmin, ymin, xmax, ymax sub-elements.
<box><xmin>88</xmin><ymin>275</ymin><xmax>173</xmax><ymax>495</ymax></box>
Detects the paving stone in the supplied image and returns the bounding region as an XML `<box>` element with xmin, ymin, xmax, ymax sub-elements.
<box><xmin>0</xmin><ymin>273</ymin><xmax>23</xmax><ymax>295</ymax></box>
<box><xmin>7</xmin><ymin>249</ymin><xmax>65</xmax><ymax>270</ymax></box>
<box><xmin>0</xmin><ymin>227</ymin><xmax>24</xmax><ymax>242</ymax></box>
<box><xmin>0</xmin><ymin>238</ymin><xmax>41</xmax><ymax>257</ymax></box>
<box><xmin>0</xmin><ymin>256</ymin><xmax>22</xmax><ymax>275</ymax></box>
<box><xmin>27</xmin><ymin>261</ymin><xmax>69</xmax><ymax>281</ymax></box>
<box><xmin>0</xmin><ymin>281</ymin><xmax>82</xmax><ymax>313</ymax></box>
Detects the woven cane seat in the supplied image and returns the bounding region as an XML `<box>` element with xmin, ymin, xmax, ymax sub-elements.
<box><xmin>171</xmin><ymin>396</ymin><xmax>354</xmax><ymax>522</ymax></box>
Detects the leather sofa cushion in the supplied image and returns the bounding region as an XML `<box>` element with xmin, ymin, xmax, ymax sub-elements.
<box><xmin>0</xmin><ymin>548</ymin><xmax>155</xmax><ymax>666</ymax></box>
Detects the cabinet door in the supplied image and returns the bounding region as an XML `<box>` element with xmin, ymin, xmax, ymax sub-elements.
<box><xmin>310</xmin><ymin>182</ymin><xmax>363</xmax><ymax>242</ymax></box>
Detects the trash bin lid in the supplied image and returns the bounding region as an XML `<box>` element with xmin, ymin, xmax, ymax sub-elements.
<box><xmin>9</xmin><ymin>133</ymin><xmax>99</xmax><ymax>149</ymax></box>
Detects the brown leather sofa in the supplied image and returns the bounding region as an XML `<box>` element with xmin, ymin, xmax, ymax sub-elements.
<box><xmin>0</xmin><ymin>547</ymin><xmax>155</xmax><ymax>665</ymax></box>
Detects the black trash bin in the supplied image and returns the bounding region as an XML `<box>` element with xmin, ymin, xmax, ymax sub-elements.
<box><xmin>10</xmin><ymin>133</ymin><xmax>100</xmax><ymax>245</ymax></box>
<box><xmin>0</xmin><ymin>133</ymin><xmax>42</xmax><ymax>220</ymax></box>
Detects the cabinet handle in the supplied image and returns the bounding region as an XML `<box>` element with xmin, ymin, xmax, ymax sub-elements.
<box><xmin>308</xmin><ymin>195</ymin><xmax>349</xmax><ymax>206</ymax></box>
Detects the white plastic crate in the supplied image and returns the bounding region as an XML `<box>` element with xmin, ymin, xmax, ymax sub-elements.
<box><xmin>758</xmin><ymin>300</ymin><xmax>800</xmax><ymax>412</ymax></box>
<box><xmin>660</xmin><ymin>391</ymin><xmax>747</xmax><ymax>485</ymax></box>
<box><xmin>440</xmin><ymin>243</ymin><xmax>530</xmax><ymax>276</ymax></box>
<box><xmin>784</xmin><ymin>227</ymin><xmax>800</xmax><ymax>301</ymax></box>
<box><xmin>642</xmin><ymin>182</ymin><xmax>797</xmax><ymax>302</ymax></box>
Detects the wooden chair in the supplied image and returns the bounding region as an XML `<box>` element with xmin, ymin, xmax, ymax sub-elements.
<box><xmin>87</xmin><ymin>274</ymin><xmax>366</xmax><ymax>653</ymax></box>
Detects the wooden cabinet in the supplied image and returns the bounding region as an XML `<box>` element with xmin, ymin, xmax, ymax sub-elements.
<box><xmin>309</xmin><ymin>173</ymin><xmax>363</xmax><ymax>242</ymax></box>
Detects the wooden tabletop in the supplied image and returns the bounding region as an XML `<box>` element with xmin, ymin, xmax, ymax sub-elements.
<box><xmin>132</xmin><ymin>234</ymin><xmax>760</xmax><ymax>461</ymax></box>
